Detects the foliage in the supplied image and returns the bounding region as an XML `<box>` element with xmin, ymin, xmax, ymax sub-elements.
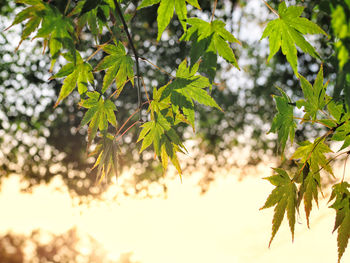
<box><xmin>260</xmin><ymin>2</ymin><xmax>350</xmax><ymax>262</ymax></box>
<box><xmin>0</xmin><ymin>228</ymin><xmax>139</xmax><ymax>263</ymax></box>
<box><xmin>2</xmin><ymin>0</ymin><xmax>350</xmax><ymax>261</ymax></box>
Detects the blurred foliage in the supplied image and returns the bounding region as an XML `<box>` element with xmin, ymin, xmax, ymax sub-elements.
<box><xmin>0</xmin><ymin>0</ymin><xmax>349</xmax><ymax>196</ymax></box>
<box><xmin>0</xmin><ymin>228</ymin><xmax>139</xmax><ymax>263</ymax></box>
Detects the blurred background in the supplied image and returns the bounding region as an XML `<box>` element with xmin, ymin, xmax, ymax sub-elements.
<box><xmin>0</xmin><ymin>0</ymin><xmax>350</xmax><ymax>262</ymax></box>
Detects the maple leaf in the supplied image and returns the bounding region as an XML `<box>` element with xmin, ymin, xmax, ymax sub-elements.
<box><xmin>261</xmin><ymin>1</ymin><xmax>327</xmax><ymax>75</ymax></box>
<box><xmin>295</xmin><ymin>162</ymin><xmax>320</xmax><ymax>228</ymax></box>
<box><xmin>292</xmin><ymin>139</ymin><xmax>334</xmax><ymax>176</ymax></box>
<box><xmin>328</xmin><ymin>182</ymin><xmax>350</xmax><ymax>263</ymax></box>
<box><xmin>90</xmin><ymin>133</ymin><xmax>119</xmax><ymax>183</ymax></box>
<box><xmin>51</xmin><ymin>53</ymin><xmax>94</xmax><ymax>107</ymax></box>
<box><xmin>137</xmin><ymin>0</ymin><xmax>201</xmax><ymax>41</ymax></box>
<box><xmin>79</xmin><ymin>91</ymin><xmax>117</xmax><ymax>146</ymax></box>
<box><xmin>260</xmin><ymin>168</ymin><xmax>297</xmax><ymax>247</ymax></box>
<box><xmin>180</xmin><ymin>18</ymin><xmax>240</xmax><ymax>82</ymax></box>
<box><xmin>296</xmin><ymin>65</ymin><xmax>328</xmax><ymax>121</ymax></box>
<box><xmin>137</xmin><ymin>112</ymin><xmax>186</xmax><ymax>175</ymax></box>
<box><xmin>34</xmin><ymin>5</ymin><xmax>75</xmax><ymax>69</ymax></box>
<box><xmin>327</xmin><ymin>100</ymin><xmax>350</xmax><ymax>151</ymax></box>
<box><xmin>71</xmin><ymin>1</ymin><xmax>112</xmax><ymax>37</ymax></box>
<box><xmin>159</xmin><ymin>59</ymin><xmax>222</xmax><ymax>129</ymax></box>
<box><xmin>94</xmin><ymin>42</ymin><xmax>134</xmax><ymax>94</ymax></box>
<box><xmin>268</xmin><ymin>87</ymin><xmax>296</xmax><ymax>153</ymax></box>
<box><xmin>291</xmin><ymin>139</ymin><xmax>333</xmax><ymax>226</ymax></box>
<box><xmin>6</xmin><ymin>1</ymin><xmax>46</xmax><ymax>48</ymax></box>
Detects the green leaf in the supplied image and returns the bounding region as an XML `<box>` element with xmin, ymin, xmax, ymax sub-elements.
<box><xmin>90</xmin><ymin>133</ymin><xmax>119</xmax><ymax>183</ymax></box>
<box><xmin>329</xmin><ymin>182</ymin><xmax>350</xmax><ymax>263</ymax></box>
<box><xmin>180</xmin><ymin>18</ymin><xmax>240</xmax><ymax>82</ymax></box>
<box><xmin>80</xmin><ymin>0</ymin><xmax>103</xmax><ymax>16</ymax></box>
<box><xmin>7</xmin><ymin>3</ymin><xmax>46</xmax><ymax>46</ymax></box>
<box><xmin>268</xmin><ymin>87</ymin><xmax>296</xmax><ymax>153</ymax></box>
<box><xmin>292</xmin><ymin>139</ymin><xmax>333</xmax><ymax>176</ymax></box>
<box><xmin>296</xmin><ymin>65</ymin><xmax>328</xmax><ymax>121</ymax></box>
<box><xmin>137</xmin><ymin>112</ymin><xmax>185</xmax><ymax>174</ymax></box>
<box><xmin>159</xmin><ymin>60</ymin><xmax>222</xmax><ymax>129</ymax></box>
<box><xmin>95</xmin><ymin>42</ymin><xmax>134</xmax><ymax>94</ymax></box>
<box><xmin>32</xmin><ymin>5</ymin><xmax>75</xmax><ymax>68</ymax></box>
<box><xmin>137</xmin><ymin>0</ymin><xmax>160</xmax><ymax>9</ymax></box>
<box><xmin>261</xmin><ymin>1</ymin><xmax>327</xmax><ymax>75</ymax></box>
<box><xmin>296</xmin><ymin>164</ymin><xmax>320</xmax><ymax>228</ymax></box>
<box><xmin>261</xmin><ymin>168</ymin><xmax>297</xmax><ymax>246</ymax></box>
<box><xmin>53</xmin><ymin>54</ymin><xmax>94</xmax><ymax>107</ymax></box>
<box><xmin>79</xmin><ymin>93</ymin><xmax>117</xmax><ymax>145</ymax></box>
<box><xmin>138</xmin><ymin>0</ymin><xmax>201</xmax><ymax>41</ymax></box>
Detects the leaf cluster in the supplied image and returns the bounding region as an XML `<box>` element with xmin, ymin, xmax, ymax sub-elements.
<box><xmin>262</xmin><ymin>2</ymin><xmax>350</xmax><ymax>261</ymax></box>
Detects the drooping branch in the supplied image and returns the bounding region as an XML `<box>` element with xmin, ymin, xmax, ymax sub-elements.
<box><xmin>113</xmin><ymin>0</ymin><xmax>143</xmax><ymax>121</ymax></box>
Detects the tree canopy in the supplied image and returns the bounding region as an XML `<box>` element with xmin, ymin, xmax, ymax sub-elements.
<box><xmin>1</xmin><ymin>0</ymin><xmax>350</xmax><ymax>261</ymax></box>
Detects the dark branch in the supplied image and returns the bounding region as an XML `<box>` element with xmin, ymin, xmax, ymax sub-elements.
<box><xmin>113</xmin><ymin>0</ymin><xmax>143</xmax><ymax>121</ymax></box>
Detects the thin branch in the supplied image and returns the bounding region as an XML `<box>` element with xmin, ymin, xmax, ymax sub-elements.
<box><xmin>64</xmin><ymin>0</ymin><xmax>72</xmax><ymax>15</ymax></box>
<box><xmin>114</xmin><ymin>100</ymin><xmax>150</xmax><ymax>138</ymax></box>
<box><xmin>141</xmin><ymin>76</ymin><xmax>151</xmax><ymax>105</ymax></box>
<box><xmin>115</xmin><ymin>109</ymin><xmax>140</xmax><ymax>137</ymax></box>
<box><xmin>210</xmin><ymin>0</ymin><xmax>218</xmax><ymax>22</ymax></box>
<box><xmin>108</xmin><ymin>76</ymin><xmax>138</xmax><ymax>100</ymax></box>
<box><xmin>113</xmin><ymin>0</ymin><xmax>143</xmax><ymax>121</ymax></box>
<box><xmin>342</xmin><ymin>152</ymin><xmax>350</xmax><ymax>182</ymax></box>
<box><xmin>307</xmin><ymin>151</ymin><xmax>349</xmax><ymax>178</ymax></box>
<box><xmin>139</xmin><ymin>56</ymin><xmax>175</xmax><ymax>79</ymax></box>
<box><xmin>115</xmin><ymin>121</ymin><xmax>140</xmax><ymax>142</ymax></box>
<box><xmin>261</xmin><ymin>0</ymin><xmax>279</xmax><ymax>17</ymax></box>
<box><xmin>293</xmin><ymin>117</ymin><xmax>333</xmax><ymax>129</ymax></box>
<box><xmin>86</xmin><ymin>40</ymin><xmax>112</xmax><ymax>62</ymax></box>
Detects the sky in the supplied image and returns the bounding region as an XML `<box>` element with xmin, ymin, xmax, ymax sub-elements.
<box><xmin>1</xmin><ymin>170</ymin><xmax>349</xmax><ymax>263</ymax></box>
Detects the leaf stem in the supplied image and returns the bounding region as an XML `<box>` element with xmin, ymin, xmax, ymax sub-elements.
<box><xmin>261</xmin><ymin>0</ymin><xmax>279</xmax><ymax>17</ymax></box>
<box><xmin>64</xmin><ymin>0</ymin><xmax>72</xmax><ymax>15</ymax></box>
<box><xmin>341</xmin><ymin>152</ymin><xmax>350</xmax><ymax>182</ymax></box>
<box><xmin>113</xmin><ymin>0</ymin><xmax>143</xmax><ymax>121</ymax></box>
<box><xmin>210</xmin><ymin>0</ymin><xmax>218</xmax><ymax>22</ymax></box>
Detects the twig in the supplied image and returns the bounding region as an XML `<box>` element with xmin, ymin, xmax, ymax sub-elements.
<box><xmin>64</xmin><ymin>0</ymin><xmax>72</xmax><ymax>15</ymax></box>
<box><xmin>293</xmin><ymin>117</ymin><xmax>333</xmax><ymax>129</ymax></box>
<box><xmin>306</xmin><ymin>151</ymin><xmax>349</xmax><ymax>178</ymax></box>
<box><xmin>342</xmin><ymin>152</ymin><xmax>350</xmax><ymax>182</ymax></box>
<box><xmin>113</xmin><ymin>0</ymin><xmax>143</xmax><ymax>121</ymax></box>
<box><xmin>139</xmin><ymin>56</ymin><xmax>175</xmax><ymax>79</ymax></box>
<box><xmin>86</xmin><ymin>40</ymin><xmax>112</xmax><ymax>62</ymax></box>
<box><xmin>115</xmin><ymin>109</ymin><xmax>140</xmax><ymax>137</ymax></box>
<box><xmin>293</xmin><ymin>130</ymin><xmax>333</xmax><ymax>181</ymax></box>
<box><xmin>141</xmin><ymin>76</ymin><xmax>151</xmax><ymax>105</ymax></box>
<box><xmin>210</xmin><ymin>0</ymin><xmax>218</xmax><ymax>22</ymax></box>
<box><xmin>108</xmin><ymin>76</ymin><xmax>138</xmax><ymax>100</ymax></box>
<box><xmin>115</xmin><ymin>121</ymin><xmax>140</xmax><ymax>142</ymax></box>
<box><xmin>261</xmin><ymin>0</ymin><xmax>279</xmax><ymax>17</ymax></box>
<box><xmin>114</xmin><ymin>100</ymin><xmax>150</xmax><ymax>138</ymax></box>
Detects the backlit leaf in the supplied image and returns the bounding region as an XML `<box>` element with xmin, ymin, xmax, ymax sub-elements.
<box><xmin>95</xmin><ymin>42</ymin><xmax>134</xmax><ymax>94</ymax></box>
<box><xmin>329</xmin><ymin>182</ymin><xmax>350</xmax><ymax>263</ymax></box>
<box><xmin>137</xmin><ymin>0</ymin><xmax>201</xmax><ymax>41</ymax></box>
<box><xmin>180</xmin><ymin>18</ymin><xmax>240</xmax><ymax>82</ymax></box>
<box><xmin>261</xmin><ymin>168</ymin><xmax>297</xmax><ymax>246</ymax></box>
<box><xmin>268</xmin><ymin>87</ymin><xmax>296</xmax><ymax>153</ymax></box>
<box><xmin>261</xmin><ymin>1</ymin><xmax>327</xmax><ymax>75</ymax></box>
